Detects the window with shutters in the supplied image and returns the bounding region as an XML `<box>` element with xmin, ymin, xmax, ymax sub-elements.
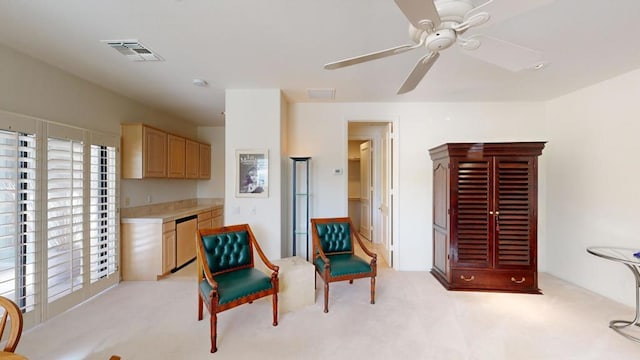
<box><xmin>90</xmin><ymin>145</ymin><xmax>117</xmax><ymax>283</ymax></box>
<box><xmin>0</xmin><ymin>130</ymin><xmax>37</xmax><ymax>313</ymax></box>
<box><xmin>47</xmin><ymin>138</ymin><xmax>84</xmax><ymax>303</ymax></box>
<box><xmin>0</xmin><ymin>114</ymin><xmax>120</xmax><ymax>327</ymax></box>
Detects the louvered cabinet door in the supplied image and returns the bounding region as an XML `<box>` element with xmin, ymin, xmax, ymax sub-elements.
<box><xmin>494</xmin><ymin>156</ymin><xmax>537</xmax><ymax>269</ymax></box>
<box><xmin>451</xmin><ymin>158</ymin><xmax>492</xmax><ymax>269</ymax></box>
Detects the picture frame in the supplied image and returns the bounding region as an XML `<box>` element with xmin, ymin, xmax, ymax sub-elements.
<box><xmin>236</xmin><ymin>149</ymin><xmax>269</xmax><ymax>198</ymax></box>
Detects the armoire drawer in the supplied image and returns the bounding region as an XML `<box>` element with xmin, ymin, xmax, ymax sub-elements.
<box><xmin>451</xmin><ymin>269</ymin><xmax>539</xmax><ymax>293</ymax></box>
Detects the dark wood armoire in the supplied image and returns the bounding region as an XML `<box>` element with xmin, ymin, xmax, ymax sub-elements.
<box><xmin>429</xmin><ymin>142</ymin><xmax>545</xmax><ymax>293</ymax></box>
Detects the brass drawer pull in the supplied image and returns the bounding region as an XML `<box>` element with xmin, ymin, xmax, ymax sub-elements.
<box><xmin>511</xmin><ymin>277</ymin><xmax>526</xmax><ymax>284</ymax></box>
<box><xmin>460</xmin><ymin>275</ymin><xmax>475</xmax><ymax>282</ymax></box>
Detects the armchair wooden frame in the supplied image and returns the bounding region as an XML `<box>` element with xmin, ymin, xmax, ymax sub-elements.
<box><xmin>311</xmin><ymin>217</ymin><xmax>377</xmax><ymax>313</ymax></box>
<box><xmin>0</xmin><ymin>296</ymin><xmax>23</xmax><ymax>353</ymax></box>
<box><xmin>196</xmin><ymin>224</ymin><xmax>279</xmax><ymax>353</ymax></box>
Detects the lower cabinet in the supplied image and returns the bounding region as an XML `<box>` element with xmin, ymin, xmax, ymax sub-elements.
<box><xmin>197</xmin><ymin>206</ymin><xmax>224</xmax><ymax>229</ymax></box>
<box><xmin>162</xmin><ymin>221</ymin><xmax>176</xmax><ymax>274</ymax></box>
<box><xmin>197</xmin><ymin>210</ymin><xmax>213</xmax><ymax>229</ymax></box>
<box><xmin>212</xmin><ymin>206</ymin><xmax>223</xmax><ymax>227</ymax></box>
<box><xmin>121</xmin><ymin>205</ymin><xmax>223</xmax><ymax>280</ymax></box>
<box><xmin>121</xmin><ymin>221</ymin><xmax>166</xmax><ymax>281</ymax></box>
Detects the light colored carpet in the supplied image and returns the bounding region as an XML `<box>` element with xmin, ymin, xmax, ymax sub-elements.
<box><xmin>16</xmin><ymin>258</ymin><xmax>640</xmax><ymax>360</ymax></box>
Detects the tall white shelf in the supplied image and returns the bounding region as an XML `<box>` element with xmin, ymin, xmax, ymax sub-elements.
<box><xmin>291</xmin><ymin>157</ymin><xmax>311</xmax><ymax>260</ymax></box>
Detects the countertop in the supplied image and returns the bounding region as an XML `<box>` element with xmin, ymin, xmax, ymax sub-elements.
<box><xmin>121</xmin><ymin>198</ymin><xmax>223</xmax><ymax>224</ymax></box>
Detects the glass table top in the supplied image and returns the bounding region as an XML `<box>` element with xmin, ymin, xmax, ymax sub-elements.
<box><xmin>587</xmin><ymin>247</ymin><xmax>640</xmax><ymax>265</ymax></box>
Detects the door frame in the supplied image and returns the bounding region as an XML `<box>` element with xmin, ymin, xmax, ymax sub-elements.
<box><xmin>346</xmin><ymin>118</ymin><xmax>399</xmax><ymax>269</ymax></box>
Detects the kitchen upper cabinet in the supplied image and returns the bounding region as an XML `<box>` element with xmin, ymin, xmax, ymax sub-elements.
<box><xmin>199</xmin><ymin>143</ymin><xmax>211</xmax><ymax>179</ymax></box>
<box><xmin>121</xmin><ymin>124</ymin><xmax>167</xmax><ymax>179</ymax></box>
<box><xmin>121</xmin><ymin>123</ymin><xmax>211</xmax><ymax>180</ymax></box>
<box><xmin>167</xmin><ymin>134</ymin><xmax>186</xmax><ymax>178</ymax></box>
<box><xmin>185</xmin><ymin>139</ymin><xmax>200</xmax><ymax>179</ymax></box>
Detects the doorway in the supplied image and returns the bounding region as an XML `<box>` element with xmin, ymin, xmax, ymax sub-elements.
<box><xmin>347</xmin><ymin>121</ymin><xmax>395</xmax><ymax>268</ymax></box>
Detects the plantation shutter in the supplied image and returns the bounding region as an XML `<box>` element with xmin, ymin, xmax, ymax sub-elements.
<box><xmin>47</xmin><ymin>136</ymin><xmax>84</xmax><ymax>303</ymax></box>
<box><xmin>89</xmin><ymin>144</ymin><xmax>118</xmax><ymax>284</ymax></box>
<box><xmin>0</xmin><ymin>129</ymin><xmax>37</xmax><ymax>313</ymax></box>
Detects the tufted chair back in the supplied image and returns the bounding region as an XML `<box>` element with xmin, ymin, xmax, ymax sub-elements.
<box><xmin>201</xmin><ymin>230</ymin><xmax>253</xmax><ymax>274</ymax></box>
<box><xmin>314</xmin><ymin>222</ymin><xmax>353</xmax><ymax>255</ymax></box>
<box><xmin>196</xmin><ymin>224</ymin><xmax>280</xmax><ymax>353</ymax></box>
<box><xmin>310</xmin><ymin>217</ymin><xmax>377</xmax><ymax>313</ymax></box>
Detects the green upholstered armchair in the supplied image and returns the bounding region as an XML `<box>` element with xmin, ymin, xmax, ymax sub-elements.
<box><xmin>311</xmin><ymin>217</ymin><xmax>377</xmax><ymax>313</ymax></box>
<box><xmin>196</xmin><ymin>224</ymin><xmax>279</xmax><ymax>353</ymax></box>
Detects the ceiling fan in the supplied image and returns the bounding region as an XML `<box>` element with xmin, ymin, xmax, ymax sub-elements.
<box><xmin>324</xmin><ymin>0</ymin><xmax>548</xmax><ymax>94</ymax></box>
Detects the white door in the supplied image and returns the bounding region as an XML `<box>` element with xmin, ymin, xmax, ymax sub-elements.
<box><xmin>360</xmin><ymin>141</ymin><xmax>372</xmax><ymax>240</ymax></box>
<box><xmin>380</xmin><ymin>124</ymin><xmax>393</xmax><ymax>267</ymax></box>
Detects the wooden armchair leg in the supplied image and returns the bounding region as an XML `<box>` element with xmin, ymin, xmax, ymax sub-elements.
<box><xmin>370</xmin><ymin>277</ymin><xmax>376</xmax><ymax>305</ymax></box>
<box><xmin>210</xmin><ymin>311</ymin><xmax>218</xmax><ymax>353</ymax></box>
<box><xmin>198</xmin><ymin>294</ymin><xmax>203</xmax><ymax>321</ymax></box>
<box><xmin>272</xmin><ymin>293</ymin><xmax>279</xmax><ymax>326</ymax></box>
<box><xmin>323</xmin><ymin>282</ymin><xmax>329</xmax><ymax>313</ymax></box>
<box><xmin>349</xmin><ymin>279</ymin><xmax>353</xmax><ymax>284</ymax></box>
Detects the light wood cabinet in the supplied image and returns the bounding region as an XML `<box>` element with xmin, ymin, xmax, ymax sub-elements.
<box><xmin>167</xmin><ymin>134</ymin><xmax>186</xmax><ymax>178</ymax></box>
<box><xmin>121</xmin><ymin>123</ymin><xmax>211</xmax><ymax>180</ymax></box>
<box><xmin>212</xmin><ymin>206</ymin><xmax>223</xmax><ymax>228</ymax></box>
<box><xmin>185</xmin><ymin>139</ymin><xmax>200</xmax><ymax>179</ymax></box>
<box><xmin>143</xmin><ymin>126</ymin><xmax>167</xmax><ymax>178</ymax></box>
<box><xmin>121</xmin><ymin>221</ymin><xmax>164</xmax><ymax>280</ymax></box>
<box><xmin>162</xmin><ymin>221</ymin><xmax>176</xmax><ymax>274</ymax></box>
<box><xmin>197</xmin><ymin>210</ymin><xmax>213</xmax><ymax>229</ymax></box>
<box><xmin>429</xmin><ymin>142</ymin><xmax>545</xmax><ymax>294</ymax></box>
<box><xmin>121</xmin><ymin>205</ymin><xmax>223</xmax><ymax>280</ymax></box>
<box><xmin>122</xmin><ymin>124</ymin><xmax>167</xmax><ymax>179</ymax></box>
<box><xmin>199</xmin><ymin>143</ymin><xmax>211</xmax><ymax>179</ymax></box>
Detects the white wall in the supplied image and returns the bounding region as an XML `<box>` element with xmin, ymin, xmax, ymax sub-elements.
<box><xmin>288</xmin><ymin>102</ymin><xmax>548</xmax><ymax>271</ymax></box>
<box><xmin>545</xmin><ymin>68</ymin><xmax>640</xmax><ymax>307</ymax></box>
<box><xmin>0</xmin><ymin>43</ymin><xmax>200</xmax><ymax>208</ymax></box>
<box><xmin>225</xmin><ymin>89</ymin><xmax>286</xmax><ymax>260</ymax></box>
<box><xmin>197</xmin><ymin>126</ymin><xmax>225</xmax><ymax>198</ymax></box>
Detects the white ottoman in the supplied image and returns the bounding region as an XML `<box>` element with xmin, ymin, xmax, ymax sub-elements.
<box><xmin>273</xmin><ymin>256</ymin><xmax>315</xmax><ymax>313</ymax></box>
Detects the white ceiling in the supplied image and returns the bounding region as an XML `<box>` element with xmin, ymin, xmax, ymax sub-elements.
<box><xmin>1</xmin><ymin>0</ymin><xmax>640</xmax><ymax>127</ymax></box>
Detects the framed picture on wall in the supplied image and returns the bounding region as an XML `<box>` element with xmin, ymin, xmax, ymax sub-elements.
<box><xmin>236</xmin><ymin>149</ymin><xmax>268</xmax><ymax>198</ymax></box>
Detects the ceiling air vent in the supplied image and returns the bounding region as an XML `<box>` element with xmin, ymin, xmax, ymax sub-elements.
<box><xmin>102</xmin><ymin>40</ymin><xmax>163</xmax><ymax>61</ymax></box>
<box><xmin>307</xmin><ymin>88</ymin><xmax>335</xmax><ymax>100</ymax></box>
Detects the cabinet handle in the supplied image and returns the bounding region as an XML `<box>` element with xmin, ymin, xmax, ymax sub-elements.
<box><xmin>460</xmin><ymin>275</ymin><xmax>475</xmax><ymax>282</ymax></box>
<box><xmin>511</xmin><ymin>277</ymin><xmax>526</xmax><ymax>284</ymax></box>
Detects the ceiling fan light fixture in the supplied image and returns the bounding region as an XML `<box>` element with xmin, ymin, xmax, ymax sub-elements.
<box><xmin>426</xmin><ymin>29</ymin><xmax>456</xmax><ymax>51</ymax></box>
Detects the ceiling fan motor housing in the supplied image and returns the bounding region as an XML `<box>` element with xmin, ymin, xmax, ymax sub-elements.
<box><xmin>426</xmin><ymin>28</ymin><xmax>456</xmax><ymax>51</ymax></box>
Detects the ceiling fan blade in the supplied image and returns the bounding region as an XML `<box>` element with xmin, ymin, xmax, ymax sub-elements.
<box><xmin>465</xmin><ymin>0</ymin><xmax>555</xmax><ymax>28</ymax></box>
<box><xmin>324</xmin><ymin>43</ymin><xmax>421</xmax><ymax>70</ymax></box>
<box><xmin>460</xmin><ymin>35</ymin><xmax>543</xmax><ymax>72</ymax></box>
<box><xmin>397</xmin><ymin>52</ymin><xmax>440</xmax><ymax>94</ymax></box>
<box><xmin>453</xmin><ymin>12</ymin><xmax>490</xmax><ymax>33</ymax></box>
<box><xmin>394</xmin><ymin>0</ymin><xmax>441</xmax><ymax>31</ymax></box>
